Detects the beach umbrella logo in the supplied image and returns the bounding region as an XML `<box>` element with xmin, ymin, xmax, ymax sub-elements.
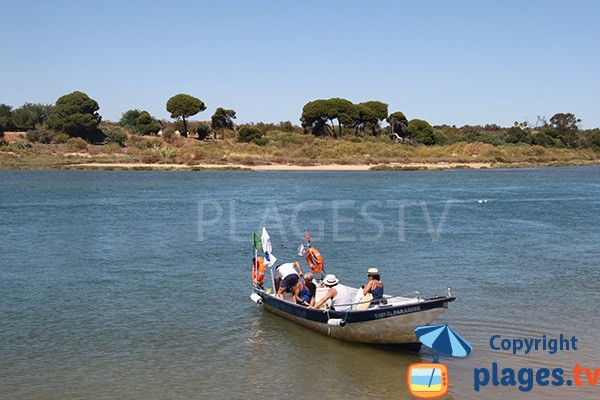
<box><xmin>407</xmin><ymin>325</ymin><xmax>472</xmax><ymax>398</ymax></box>
<box><xmin>415</xmin><ymin>324</ymin><xmax>473</xmax><ymax>361</ymax></box>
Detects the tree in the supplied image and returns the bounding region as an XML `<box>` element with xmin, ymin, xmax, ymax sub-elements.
<box><xmin>0</xmin><ymin>103</ymin><xmax>14</xmax><ymax>133</ymax></box>
<box><xmin>166</xmin><ymin>94</ymin><xmax>206</xmax><ymax>137</ymax></box>
<box><xmin>387</xmin><ymin>111</ymin><xmax>409</xmax><ymax>142</ymax></box>
<box><xmin>408</xmin><ymin>119</ymin><xmax>437</xmax><ymax>145</ymax></box>
<box><xmin>300</xmin><ymin>99</ymin><xmax>331</xmax><ymax>136</ymax></box>
<box><xmin>354</xmin><ymin>101</ymin><xmax>388</xmax><ymax>135</ymax></box>
<box><xmin>549</xmin><ymin>112</ymin><xmax>581</xmax><ymax>148</ymax></box>
<box><xmin>119</xmin><ymin>109</ymin><xmax>142</xmax><ymax>128</ymax></box>
<box><xmin>12</xmin><ymin>103</ymin><xmax>53</xmax><ymax>131</ymax></box>
<box><xmin>47</xmin><ymin>92</ymin><xmax>102</xmax><ymax>140</ymax></box>
<box><xmin>47</xmin><ymin>91</ymin><xmax>103</xmax><ymax>142</ymax></box>
<box><xmin>301</xmin><ymin>98</ymin><xmax>358</xmax><ymax>138</ymax></box>
<box><xmin>135</xmin><ymin>111</ymin><xmax>161</xmax><ymax>135</ymax></box>
<box><xmin>211</xmin><ymin>107</ymin><xmax>237</xmax><ymax>139</ymax></box>
<box><xmin>505</xmin><ymin>126</ymin><xmax>531</xmax><ymax>144</ymax></box>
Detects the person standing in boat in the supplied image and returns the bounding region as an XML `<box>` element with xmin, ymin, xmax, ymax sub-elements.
<box><xmin>363</xmin><ymin>268</ymin><xmax>384</xmax><ymax>307</ymax></box>
<box><xmin>275</xmin><ymin>261</ymin><xmax>303</xmax><ymax>299</ymax></box>
<box><xmin>294</xmin><ymin>272</ymin><xmax>316</xmax><ymax>307</ymax></box>
<box><xmin>311</xmin><ymin>274</ymin><xmax>352</xmax><ymax>311</ymax></box>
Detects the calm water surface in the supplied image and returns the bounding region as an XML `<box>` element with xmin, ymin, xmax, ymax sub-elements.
<box><xmin>1</xmin><ymin>167</ymin><xmax>599</xmax><ymax>399</ymax></box>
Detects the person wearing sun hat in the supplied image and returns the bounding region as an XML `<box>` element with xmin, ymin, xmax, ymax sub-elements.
<box><xmin>363</xmin><ymin>268</ymin><xmax>384</xmax><ymax>307</ymax></box>
<box><xmin>310</xmin><ymin>274</ymin><xmax>352</xmax><ymax>311</ymax></box>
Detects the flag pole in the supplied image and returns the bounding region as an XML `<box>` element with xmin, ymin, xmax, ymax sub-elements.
<box><xmin>253</xmin><ymin>247</ymin><xmax>258</xmax><ymax>287</ymax></box>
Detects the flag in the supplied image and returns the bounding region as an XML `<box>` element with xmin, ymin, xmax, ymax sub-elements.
<box><xmin>261</xmin><ymin>227</ymin><xmax>277</xmax><ymax>267</ymax></box>
<box><xmin>304</xmin><ymin>229</ymin><xmax>311</xmax><ymax>245</ymax></box>
<box><xmin>252</xmin><ymin>232</ymin><xmax>262</xmax><ymax>250</ymax></box>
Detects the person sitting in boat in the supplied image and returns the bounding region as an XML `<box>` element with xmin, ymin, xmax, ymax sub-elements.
<box><xmin>363</xmin><ymin>268</ymin><xmax>384</xmax><ymax>307</ymax></box>
<box><xmin>311</xmin><ymin>274</ymin><xmax>352</xmax><ymax>311</ymax></box>
<box><xmin>294</xmin><ymin>272</ymin><xmax>316</xmax><ymax>307</ymax></box>
<box><xmin>275</xmin><ymin>261</ymin><xmax>303</xmax><ymax>300</ymax></box>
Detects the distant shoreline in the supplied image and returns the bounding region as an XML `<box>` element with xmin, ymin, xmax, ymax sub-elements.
<box><xmin>70</xmin><ymin>162</ymin><xmax>494</xmax><ymax>171</ymax></box>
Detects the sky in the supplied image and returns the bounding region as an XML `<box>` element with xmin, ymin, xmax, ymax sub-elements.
<box><xmin>2</xmin><ymin>0</ymin><xmax>599</xmax><ymax>128</ymax></box>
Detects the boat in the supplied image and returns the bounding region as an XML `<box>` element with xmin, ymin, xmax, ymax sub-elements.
<box><xmin>249</xmin><ymin>228</ymin><xmax>456</xmax><ymax>351</ymax></box>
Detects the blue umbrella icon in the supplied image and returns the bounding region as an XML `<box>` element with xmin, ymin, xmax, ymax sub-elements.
<box><xmin>415</xmin><ymin>324</ymin><xmax>473</xmax><ymax>362</ymax></box>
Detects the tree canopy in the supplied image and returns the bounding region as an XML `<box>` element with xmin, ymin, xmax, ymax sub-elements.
<box><xmin>0</xmin><ymin>104</ymin><xmax>14</xmax><ymax>133</ymax></box>
<box><xmin>549</xmin><ymin>112</ymin><xmax>581</xmax><ymax>148</ymax></box>
<box><xmin>11</xmin><ymin>103</ymin><xmax>53</xmax><ymax>131</ymax></box>
<box><xmin>211</xmin><ymin>107</ymin><xmax>237</xmax><ymax>139</ymax></box>
<box><xmin>301</xmin><ymin>98</ymin><xmax>360</xmax><ymax>137</ymax></box>
<box><xmin>386</xmin><ymin>111</ymin><xmax>408</xmax><ymax>141</ymax></box>
<box><xmin>354</xmin><ymin>101</ymin><xmax>388</xmax><ymax>134</ymax></box>
<box><xmin>120</xmin><ymin>109</ymin><xmax>161</xmax><ymax>135</ymax></box>
<box><xmin>47</xmin><ymin>91</ymin><xmax>103</xmax><ymax>142</ymax></box>
<box><xmin>408</xmin><ymin>119</ymin><xmax>437</xmax><ymax>145</ymax></box>
<box><xmin>166</xmin><ymin>94</ymin><xmax>206</xmax><ymax>137</ymax></box>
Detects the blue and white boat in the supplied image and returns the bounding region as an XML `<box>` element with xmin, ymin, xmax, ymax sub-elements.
<box><xmin>249</xmin><ymin>228</ymin><xmax>455</xmax><ymax>350</ymax></box>
<box><xmin>251</xmin><ymin>282</ymin><xmax>454</xmax><ymax>351</ymax></box>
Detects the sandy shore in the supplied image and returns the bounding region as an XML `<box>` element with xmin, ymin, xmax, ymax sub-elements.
<box><xmin>74</xmin><ymin>162</ymin><xmax>493</xmax><ymax>171</ymax></box>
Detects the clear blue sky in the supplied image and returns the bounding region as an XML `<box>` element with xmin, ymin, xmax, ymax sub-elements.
<box><xmin>2</xmin><ymin>0</ymin><xmax>599</xmax><ymax>128</ymax></box>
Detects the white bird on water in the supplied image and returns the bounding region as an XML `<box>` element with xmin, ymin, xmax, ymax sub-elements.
<box><xmin>478</xmin><ymin>199</ymin><xmax>488</xmax><ymax>204</ymax></box>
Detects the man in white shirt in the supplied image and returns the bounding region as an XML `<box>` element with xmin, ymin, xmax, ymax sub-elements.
<box><xmin>275</xmin><ymin>261</ymin><xmax>303</xmax><ymax>299</ymax></box>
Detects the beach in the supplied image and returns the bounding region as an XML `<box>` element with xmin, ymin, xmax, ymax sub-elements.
<box><xmin>74</xmin><ymin>161</ymin><xmax>494</xmax><ymax>171</ymax></box>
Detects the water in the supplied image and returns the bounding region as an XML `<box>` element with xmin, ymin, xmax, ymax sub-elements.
<box><xmin>1</xmin><ymin>167</ymin><xmax>599</xmax><ymax>399</ymax></box>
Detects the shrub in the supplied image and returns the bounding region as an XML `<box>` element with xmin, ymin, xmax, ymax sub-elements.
<box><xmin>65</xmin><ymin>137</ymin><xmax>88</xmax><ymax>152</ymax></box>
<box><xmin>26</xmin><ymin>128</ymin><xmax>54</xmax><ymax>144</ymax></box>
<box><xmin>102</xmin><ymin>126</ymin><xmax>128</xmax><ymax>146</ymax></box>
<box><xmin>237</xmin><ymin>126</ymin><xmax>263</xmax><ymax>143</ymax></box>
<box><xmin>53</xmin><ymin>132</ymin><xmax>70</xmax><ymax>144</ymax></box>
<box><xmin>197</xmin><ymin>123</ymin><xmax>212</xmax><ymax>140</ymax></box>
<box><xmin>161</xmin><ymin>127</ymin><xmax>175</xmax><ymax>141</ymax></box>
<box><xmin>587</xmin><ymin>130</ymin><xmax>600</xmax><ymax>151</ymax></box>
<box><xmin>251</xmin><ymin>137</ymin><xmax>269</xmax><ymax>146</ymax></box>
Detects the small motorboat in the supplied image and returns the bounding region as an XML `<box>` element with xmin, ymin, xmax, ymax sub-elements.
<box><xmin>250</xmin><ymin>283</ymin><xmax>454</xmax><ymax>351</ymax></box>
<box><xmin>249</xmin><ymin>228</ymin><xmax>455</xmax><ymax>351</ymax></box>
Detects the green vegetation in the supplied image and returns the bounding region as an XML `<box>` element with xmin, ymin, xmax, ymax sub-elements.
<box><xmin>1</xmin><ymin>92</ymin><xmax>599</xmax><ymax>170</ymax></box>
<box><xmin>166</xmin><ymin>94</ymin><xmax>205</xmax><ymax>137</ymax></box>
<box><xmin>47</xmin><ymin>91</ymin><xmax>104</xmax><ymax>142</ymax></box>
<box><xmin>211</xmin><ymin>108</ymin><xmax>237</xmax><ymax>140</ymax></box>
<box><xmin>119</xmin><ymin>109</ymin><xmax>161</xmax><ymax>135</ymax></box>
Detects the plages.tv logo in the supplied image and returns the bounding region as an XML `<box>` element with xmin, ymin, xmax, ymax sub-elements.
<box><xmin>407</xmin><ymin>324</ymin><xmax>473</xmax><ymax>399</ymax></box>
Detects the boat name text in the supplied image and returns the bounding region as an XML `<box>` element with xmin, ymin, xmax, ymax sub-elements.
<box><xmin>373</xmin><ymin>305</ymin><xmax>421</xmax><ymax>319</ymax></box>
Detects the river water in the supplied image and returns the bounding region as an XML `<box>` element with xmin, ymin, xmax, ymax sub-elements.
<box><xmin>1</xmin><ymin>167</ymin><xmax>599</xmax><ymax>399</ymax></box>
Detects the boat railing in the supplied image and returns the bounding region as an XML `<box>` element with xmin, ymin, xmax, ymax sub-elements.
<box><xmin>336</xmin><ymin>287</ymin><xmax>452</xmax><ymax>310</ymax></box>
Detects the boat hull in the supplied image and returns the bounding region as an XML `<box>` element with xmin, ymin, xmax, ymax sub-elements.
<box><xmin>253</xmin><ymin>288</ymin><xmax>454</xmax><ymax>348</ymax></box>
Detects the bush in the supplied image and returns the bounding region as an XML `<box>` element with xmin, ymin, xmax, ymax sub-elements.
<box><xmin>587</xmin><ymin>130</ymin><xmax>600</xmax><ymax>151</ymax></box>
<box><xmin>102</xmin><ymin>126</ymin><xmax>128</xmax><ymax>146</ymax></box>
<box><xmin>251</xmin><ymin>137</ymin><xmax>269</xmax><ymax>146</ymax></box>
<box><xmin>26</xmin><ymin>128</ymin><xmax>54</xmax><ymax>144</ymax></box>
<box><xmin>161</xmin><ymin>127</ymin><xmax>175</xmax><ymax>141</ymax></box>
<box><xmin>197</xmin><ymin>123</ymin><xmax>212</xmax><ymax>140</ymax></box>
<box><xmin>237</xmin><ymin>126</ymin><xmax>263</xmax><ymax>143</ymax></box>
<box><xmin>53</xmin><ymin>132</ymin><xmax>70</xmax><ymax>144</ymax></box>
<box><xmin>65</xmin><ymin>137</ymin><xmax>88</xmax><ymax>152</ymax></box>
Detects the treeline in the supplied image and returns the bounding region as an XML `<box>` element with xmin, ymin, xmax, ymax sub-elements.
<box><xmin>2</xmin><ymin>92</ymin><xmax>600</xmax><ymax>152</ymax></box>
<box><xmin>300</xmin><ymin>97</ymin><xmax>600</xmax><ymax>151</ymax></box>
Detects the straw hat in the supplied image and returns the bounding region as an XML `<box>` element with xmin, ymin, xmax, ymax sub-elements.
<box><xmin>323</xmin><ymin>274</ymin><xmax>339</xmax><ymax>286</ymax></box>
<box><xmin>367</xmin><ymin>268</ymin><xmax>379</xmax><ymax>275</ymax></box>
